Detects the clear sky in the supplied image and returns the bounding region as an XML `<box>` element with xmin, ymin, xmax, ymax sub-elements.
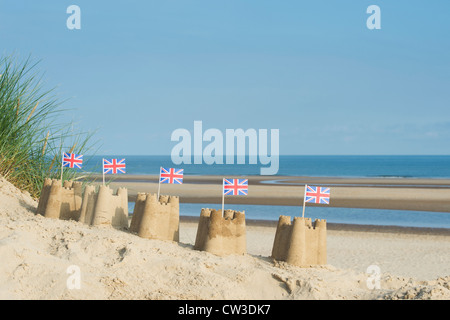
<box><xmin>1</xmin><ymin>0</ymin><xmax>449</xmax><ymax>155</ymax></box>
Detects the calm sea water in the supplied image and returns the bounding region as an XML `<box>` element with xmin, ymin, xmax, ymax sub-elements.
<box><xmin>84</xmin><ymin>155</ymin><xmax>450</xmax><ymax>178</ymax></box>
<box><xmin>83</xmin><ymin>155</ymin><xmax>450</xmax><ymax>228</ymax></box>
<box><xmin>126</xmin><ymin>202</ymin><xmax>450</xmax><ymax>229</ymax></box>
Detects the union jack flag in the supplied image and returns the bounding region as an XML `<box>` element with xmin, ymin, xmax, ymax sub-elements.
<box><xmin>103</xmin><ymin>158</ymin><xmax>126</xmax><ymax>174</ymax></box>
<box><xmin>305</xmin><ymin>185</ymin><xmax>330</xmax><ymax>204</ymax></box>
<box><xmin>223</xmin><ymin>178</ymin><xmax>248</xmax><ymax>196</ymax></box>
<box><xmin>160</xmin><ymin>167</ymin><xmax>184</xmax><ymax>184</ymax></box>
<box><xmin>62</xmin><ymin>153</ymin><xmax>83</xmax><ymax>169</ymax></box>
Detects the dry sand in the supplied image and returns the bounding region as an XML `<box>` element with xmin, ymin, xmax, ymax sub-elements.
<box><xmin>1</xmin><ymin>176</ymin><xmax>450</xmax><ymax>300</ymax></box>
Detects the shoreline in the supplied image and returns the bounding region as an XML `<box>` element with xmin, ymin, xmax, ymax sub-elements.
<box><xmin>84</xmin><ymin>174</ymin><xmax>450</xmax><ymax>213</ymax></box>
<box><xmin>88</xmin><ymin>173</ymin><xmax>450</xmax><ymax>186</ymax></box>
<box><xmin>179</xmin><ymin>215</ymin><xmax>450</xmax><ymax>235</ymax></box>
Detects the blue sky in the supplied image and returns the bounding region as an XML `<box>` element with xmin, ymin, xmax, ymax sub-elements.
<box><xmin>1</xmin><ymin>0</ymin><xmax>449</xmax><ymax>155</ymax></box>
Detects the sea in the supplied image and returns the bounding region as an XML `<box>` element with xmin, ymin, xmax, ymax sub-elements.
<box><xmin>82</xmin><ymin>155</ymin><xmax>450</xmax><ymax>229</ymax></box>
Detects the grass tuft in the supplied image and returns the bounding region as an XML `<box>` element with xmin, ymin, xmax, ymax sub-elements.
<box><xmin>0</xmin><ymin>54</ymin><xmax>98</xmax><ymax>198</ymax></box>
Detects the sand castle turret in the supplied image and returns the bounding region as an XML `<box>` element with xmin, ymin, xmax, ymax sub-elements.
<box><xmin>78</xmin><ymin>185</ymin><xmax>128</xmax><ymax>229</ymax></box>
<box><xmin>194</xmin><ymin>208</ymin><xmax>246</xmax><ymax>256</ymax></box>
<box><xmin>271</xmin><ymin>216</ymin><xmax>326</xmax><ymax>267</ymax></box>
<box><xmin>129</xmin><ymin>193</ymin><xmax>179</xmax><ymax>241</ymax></box>
<box><xmin>36</xmin><ymin>178</ymin><xmax>82</xmax><ymax>220</ymax></box>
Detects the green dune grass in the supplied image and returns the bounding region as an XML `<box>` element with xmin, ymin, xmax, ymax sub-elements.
<box><xmin>0</xmin><ymin>54</ymin><xmax>97</xmax><ymax>198</ymax></box>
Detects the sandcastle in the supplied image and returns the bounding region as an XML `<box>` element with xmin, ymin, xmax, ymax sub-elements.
<box><xmin>194</xmin><ymin>208</ymin><xmax>246</xmax><ymax>256</ymax></box>
<box><xmin>36</xmin><ymin>178</ymin><xmax>82</xmax><ymax>220</ymax></box>
<box><xmin>129</xmin><ymin>193</ymin><xmax>179</xmax><ymax>241</ymax></box>
<box><xmin>78</xmin><ymin>185</ymin><xmax>129</xmax><ymax>229</ymax></box>
<box><xmin>35</xmin><ymin>177</ymin><xmax>323</xmax><ymax>266</ymax></box>
<box><xmin>271</xmin><ymin>216</ymin><xmax>327</xmax><ymax>267</ymax></box>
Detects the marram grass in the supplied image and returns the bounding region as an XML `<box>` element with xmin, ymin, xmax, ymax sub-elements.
<box><xmin>0</xmin><ymin>54</ymin><xmax>98</xmax><ymax>198</ymax></box>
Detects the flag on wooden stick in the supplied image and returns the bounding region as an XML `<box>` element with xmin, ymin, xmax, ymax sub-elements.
<box><xmin>62</xmin><ymin>153</ymin><xmax>83</xmax><ymax>169</ymax></box>
<box><xmin>222</xmin><ymin>178</ymin><xmax>248</xmax><ymax>215</ymax></box>
<box><xmin>102</xmin><ymin>158</ymin><xmax>126</xmax><ymax>185</ymax></box>
<box><xmin>157</xmin><ymin>167</ymin><xmax>184</xmax><ymax>198</ymax></box>
<box><xmin>302</xmin><ymin>184</ymin><xmax>330</xmax><ymax>218</ymax></box>
<box><xmin>60</xmin><ymin>152</ymin><xmax>83</xmax><ymax>184</ymax></box>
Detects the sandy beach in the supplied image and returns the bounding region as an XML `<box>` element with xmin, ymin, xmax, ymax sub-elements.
<box><xmin>1</xmin><ymin>175</ymin><xmax>450</xmax><ymax>300</ymax></box>
<box><xmin>180</xmin><ymin>216</ymin><xmax>450</xmax><ymax>280</ymax></box>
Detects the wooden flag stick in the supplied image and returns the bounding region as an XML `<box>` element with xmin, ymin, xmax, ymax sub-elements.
<box><xmin>60</xmin><ymin>152</ymin><xmax>64</xmax><ymax>185</ymax></box>
<box><xmin>301</xmin><ymin>184</ymin><xmax>307</xmax><ymax>218</ymax></box>
<box><xmin>157</xmin><ymin>167</ymin><xmax>162</xmax><ymax>200</ymax></box>
<box><xmin>221</xmin><ymin>178</ymin><xmax>225</xmax><ymax>216</ymax></box>
<box><xmin>102</xmin><ymin>158</ymin><xmax>105</xmax><ymax>186</ymax></box>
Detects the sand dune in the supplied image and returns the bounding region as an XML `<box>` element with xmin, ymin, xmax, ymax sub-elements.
<box><xmin>1</xmin><ymin>176</ymin><xmax>450</xmax><ymax>300</ymax></box>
